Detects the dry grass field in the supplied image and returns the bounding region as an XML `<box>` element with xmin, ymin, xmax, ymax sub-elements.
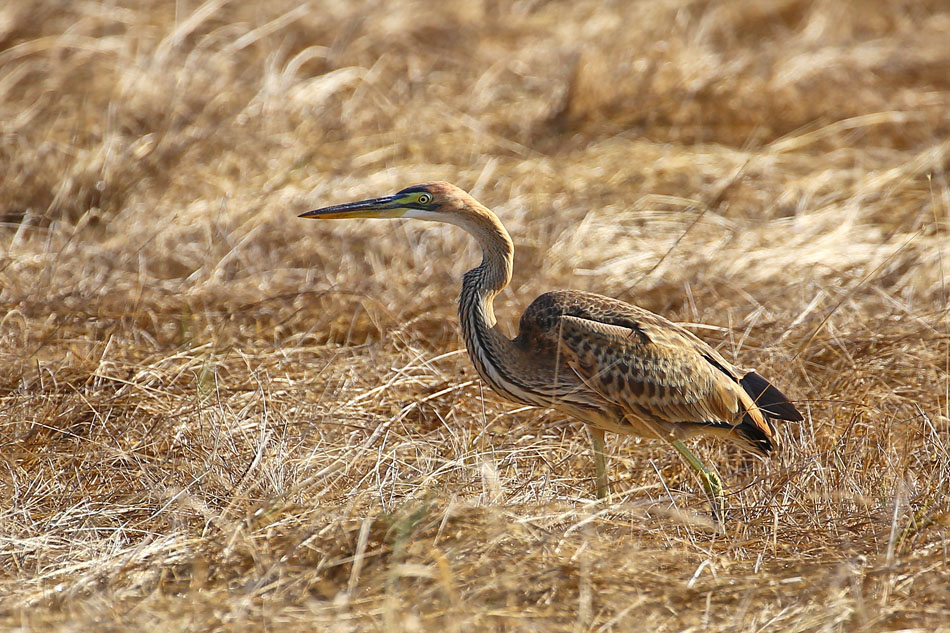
<box><xmin>2</xmin><ymin>0</ymin><xmax>950</xmax><ymax>630</ymax></box>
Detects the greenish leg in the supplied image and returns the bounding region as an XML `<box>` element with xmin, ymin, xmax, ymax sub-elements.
<box><xmin>589</xmin><ymin>427</ymin><xmax>610</xmax><ymax>502</ymax></box>
<box><xmin>671</xmin><ymin>439</ymin><xmax>725</xmax><ymax>524</ymax></box>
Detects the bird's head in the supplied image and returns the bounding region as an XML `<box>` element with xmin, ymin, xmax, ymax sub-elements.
<box><xmin>300</xmin><ymin>181</ymin><xmax>513</xmax><ymax>259</ymax></box>
<box><xmin>299</xmin><ymin>181</ymin><xmax>474</xmax><ymax>224</ymax></box>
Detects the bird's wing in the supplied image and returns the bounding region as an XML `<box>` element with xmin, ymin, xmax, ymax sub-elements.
<box><xmin>553</xmin><ymin>313</ymin><xmax>756</xmax><ymax>431</ymax></box>
<box><xmin>516</xmin><ymin>290</ymin><xmax>780</xmax><ymax>451</ymax></box>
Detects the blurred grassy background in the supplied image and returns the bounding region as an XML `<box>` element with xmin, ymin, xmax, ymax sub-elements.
<box><xmin>1</xmin><ymin>1</ymin><xmax>949</xmax><ymax>631</ymax></box>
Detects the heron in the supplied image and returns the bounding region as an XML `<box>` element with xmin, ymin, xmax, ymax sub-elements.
<box><xmin>300</xmin><ymin>181</ymin><xmax>803</xmax><ymax>521</ymax></box>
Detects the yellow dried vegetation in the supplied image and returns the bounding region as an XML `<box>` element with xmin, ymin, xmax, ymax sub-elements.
<box><xmin>1</xmin><ymin>1</ymin><xmax>949</xmax><ymax>630</ymax></box>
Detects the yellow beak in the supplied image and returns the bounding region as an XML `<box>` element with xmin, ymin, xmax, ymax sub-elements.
<box><xmin>299</xmin><ymin>194</ymin><xmax>408</xmax><ymax>219</ymax></box>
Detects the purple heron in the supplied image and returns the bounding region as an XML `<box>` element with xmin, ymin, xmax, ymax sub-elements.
<box><xmin>300</xmin><ymin>182</ymin><xmax>802</xmax><ymax>521</ymax></box>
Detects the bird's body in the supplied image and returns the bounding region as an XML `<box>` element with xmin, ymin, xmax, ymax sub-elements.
<box><xmin>472</xmin><ymin>287</ymin><xmax>785</xmax><ymax>455</ymax></box>
<box><xmin>301</xmin><ymin>181</ymin><xmax>803</xmax><ymax>520</ymax></box>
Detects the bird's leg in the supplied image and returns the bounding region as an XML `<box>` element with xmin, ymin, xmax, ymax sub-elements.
<box><xmin>671</xmin><ymin>439</ymin><xmax>725</xmax><ymax>524</ymax></box>
<box><xmin>589</xmin><ymin>427</ymin><xmax>611</xmax><ymax>502</ymax></box>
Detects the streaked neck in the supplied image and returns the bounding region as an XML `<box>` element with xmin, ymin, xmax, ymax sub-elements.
<box><xmin>457</xmin><ymin>212</ymin><xmax>527</xmax><ymax>403</ymax></box>
<box><xmin>458</xmin><ymin>211</ymin><xmax>514</xmax><ymax>329</ymax></box>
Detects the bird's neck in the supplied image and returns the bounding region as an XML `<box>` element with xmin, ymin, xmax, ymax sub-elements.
<box><xmin>458</xmin><ymin>214</ymin><xmax>514</xmax><ymax>331</ymax></box>
<box><xmin>454</xmin><ymin>205</ymin><xmax>553</xmax><ymax>407</ymax></box>
<box><xmin>458</xmin><ymin>216</ymin><xmax>529</xmax><ymax>403</ymax></box>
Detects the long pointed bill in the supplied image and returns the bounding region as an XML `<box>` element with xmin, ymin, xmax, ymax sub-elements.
<box><xmin>299</xmin><ymin>194</ymin><xmax>408</xmax><ymax>220</ymax></box>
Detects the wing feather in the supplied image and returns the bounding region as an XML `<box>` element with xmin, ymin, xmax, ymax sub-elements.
<box><xmin>557</xmin><ymin>315</ymin><xmax>744</xmax><ymax>426</ymax></box>
<box><xmin>516</xmin><ymin>290</ymin><xmax>786</xmax><ymax>453</ymax></box>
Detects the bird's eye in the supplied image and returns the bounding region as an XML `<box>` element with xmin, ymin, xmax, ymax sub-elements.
<box><xmin>417</xmin><ymin>193</ymin><xmax>432</xmax><ymax>205</ymax></box>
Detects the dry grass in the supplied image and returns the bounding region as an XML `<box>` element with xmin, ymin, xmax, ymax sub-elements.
<box><xmin>2</xmin><ymin>0</ymin><xmax>950</xmax><ymax>630</ymax></box>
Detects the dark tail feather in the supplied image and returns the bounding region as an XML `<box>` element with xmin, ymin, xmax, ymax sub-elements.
<box><xmin>740</xmin><ymin>371</ymin><xmax>804</xmax><ymax>421</ymax></box>
<box><xmin>696</xmin><ymin>415</ymin><xmax>774</xmax><ymax>456</ymax></box>
<box><xmin>739</xmin><ymin>412</ymin><xmax>775</xmax><ymax>454</ymax></box>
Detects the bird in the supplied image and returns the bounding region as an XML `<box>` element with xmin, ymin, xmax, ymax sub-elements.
<box><xmin>300</xmin><ymin>181</ymin><xmax>803</xmax><ymax>521</ymax></box>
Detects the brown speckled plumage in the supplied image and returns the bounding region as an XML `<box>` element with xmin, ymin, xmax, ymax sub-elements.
<box><xmin>302</xmin><ymin>181</ymin><xmax>803</xmax><ymax>518</ymax></box>
<box><xmin>513</xmin><ymin>290</ymin><xmax>786</xmax><ymax>455</ymax></box>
